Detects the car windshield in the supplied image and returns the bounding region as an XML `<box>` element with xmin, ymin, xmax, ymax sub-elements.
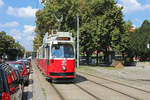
<box><xmin>0</xmin><ymin>72</ymin><xmax>4</xmax><ymax>92</ymax></box>
<box><xmin>8</xmin><ymin>63</ymin><xmax>23</xmax><ymax>71</ymax></box>
<box><xmin>18</xmin><ymin>60</ymin><xmax>29</xmax><ymax>67</ymax></box>
<box><xmin>52</xmin><ymin>44</ymin><xmax>74</xmax><ymax>58</ymax></box>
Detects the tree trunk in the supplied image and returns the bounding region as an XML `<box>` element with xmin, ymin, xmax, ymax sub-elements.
<box><xmin>104</xmin><ymin>49</ymin><xmax>109</xmax><ymax>65</ymax></box>
<box><xmin>96</xmin><ymin>51</ymin><xmax>99</xmax><ymax>66</ymax></box>
<box><xmin>86</xmin><ymin>53</ymin><xmax>89</xmax><ymax>65</ymax></box>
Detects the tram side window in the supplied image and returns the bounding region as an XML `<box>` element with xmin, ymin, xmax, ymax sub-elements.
<box><xmin>0</xmin><ymin>72</ymin><xmax>4</xmax><ymax>93</ymax></box>
<box><xmin>40</xmin><ymin>50</ymin><xmax>42</xmax><ymax>59</ymax></box>
<box><xmin>45</xmin><ymin>47</ymin><xmax>49</xmax><ymax>58</ymax></box>
<box><xmin>37</xmin><ymin>52</ymin><xmax>38</xmax><ymax>58</ymax></box>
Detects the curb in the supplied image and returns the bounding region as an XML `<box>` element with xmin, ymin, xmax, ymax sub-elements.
<box><xmin>27</xmin><ymin>73</ymin><xmax>33</xmax><ymax>100</ymax></box>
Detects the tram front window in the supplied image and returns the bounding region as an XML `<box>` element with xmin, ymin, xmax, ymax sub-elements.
<box><xmin>52</xmin><ymin>44</ymin><xmax>74</xmax><ymax>58</ymax></box>
<box><xmin>52</xmin><ymin>45</ymin><xmax>63</xmax><ymax>58</ymax></box>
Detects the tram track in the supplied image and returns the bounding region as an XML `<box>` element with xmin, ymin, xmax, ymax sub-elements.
<box><xmin>74</xmin><ymin>83</ymin><xmax>100</xmax><ymax>100</ymax></box>
<box><xmin>78</xmin><ymin>71</ymin><xmax>150</xmax><ymax>93</ymax></box>
<box><xmin>85</xmin><ymin>78</ymin><xmax>138</xmax><ymax>100</ymax></box>
<box><xmin>73</xmin><ymin>75</ymin><xmax>138</xmax><ymax>100</ymax></box>
<box><xmin>78</xmin><ymin>71</ymin><xmax>150</xmax><ymax>100</ymax></box>
<box><xmin>50</xmin><ymin>81</ymin><xmax>101</xmax><ymax>100</ymax></box>
<box><xmin>50</xmin><ymin>83</ymin><xmax>66</xmax><ymax>100</ymax></box>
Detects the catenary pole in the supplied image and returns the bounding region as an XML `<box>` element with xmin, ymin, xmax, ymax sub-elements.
<box><xmin>77</xmin><ymin>13</ymin><xmax>79</xmax><ymax>68</ymax></box>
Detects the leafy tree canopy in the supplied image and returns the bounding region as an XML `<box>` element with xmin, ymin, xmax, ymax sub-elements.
<box><xmin>0</xmin><ymin>31</ymin><xmax>25</xmax><ymax>60</ymax></box>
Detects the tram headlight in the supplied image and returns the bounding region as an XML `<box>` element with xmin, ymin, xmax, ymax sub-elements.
<box><xmin>62</xmin><ymin>66</ymin><xmax>66</xmax><ymax>71</ymax></box>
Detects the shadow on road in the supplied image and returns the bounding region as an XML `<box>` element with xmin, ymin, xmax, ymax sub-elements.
<box><xmin>51</xmin><ymin>74</ymin><xmax>87</xmax><ymax>84</ymax></box>
<box><xmin>74</xmin><ymin>74</ymin><xmax>87</xmax><ymax>83</ymax></box>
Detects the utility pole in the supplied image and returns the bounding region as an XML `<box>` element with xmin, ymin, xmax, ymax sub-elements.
<box><xmin>77</xmin><ymin>13</ymin><xmax>79</xmax><ymax>68</ymax></box>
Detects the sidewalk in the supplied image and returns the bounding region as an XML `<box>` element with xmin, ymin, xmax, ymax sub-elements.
<box><xmin>32</xmin><ymin>66</ymin><xmax>46</xmax><ymax>100</ymax></box>
<box><xmin>23</xmin><ymin>72</ymin><xmax>33</xmax><ymax>100</ymax></box>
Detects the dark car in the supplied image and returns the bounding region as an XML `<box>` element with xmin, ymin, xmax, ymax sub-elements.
<box><xmin>0</xmin><ymin>64</ymin><xmax>22</xmax><ymax>100</ymax></box>
<box><xmin>6</xmin><ymin>62</ymin><xmax>29</xmax><ymax>85</ymax></box>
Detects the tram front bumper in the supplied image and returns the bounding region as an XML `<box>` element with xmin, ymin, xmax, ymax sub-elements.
<box><xmin>49</xmin><ymin>72</ymin><xmax>75</xmax><ymax>79</ymax></box>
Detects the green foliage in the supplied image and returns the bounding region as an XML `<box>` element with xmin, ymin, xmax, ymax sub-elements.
<box><xmin>127</xmin><ymin>20</ymin><xmax>150</xmax><ymax>61</ymax></box>
<box><xmin>34</xmin><ymin>0</ymin><xmax>80</xmax><ymax>51</ymax></box>
<box><xmin>33</xmin><ymin>34</ymin><xmax>43</xmax><ymax>51</ymax></box>
<box><xmin>0</xmin><ymin>31</ymin><xmax>25</xmax><ymax>60</ymax></box>
<box><xmin>79</xmin><ymin>0</ymin><xmax>125</xmax><ymax>64</ymax></box>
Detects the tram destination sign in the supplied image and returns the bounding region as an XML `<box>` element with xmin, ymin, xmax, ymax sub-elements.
<box><xmin>57</xmin><ymin>37</ymin><xmax>70</xmax><ymax>41</ymax></box>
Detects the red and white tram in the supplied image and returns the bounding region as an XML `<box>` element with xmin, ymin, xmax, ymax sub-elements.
<box><xmin>36</xmin><ymin>31</ymin><xmax>75</xmax><ymax>81</ymax></box>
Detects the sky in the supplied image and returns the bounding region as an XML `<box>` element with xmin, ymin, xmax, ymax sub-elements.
<box><xmin>0</xmin><ymin>0</ymin><xmax>150</xmax><ymax>51</ymax></box>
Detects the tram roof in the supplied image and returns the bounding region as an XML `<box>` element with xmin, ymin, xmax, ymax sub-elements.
<box><xmin>48</xmin><ymin>32</ymin><xmax>72</xmax><ymax>38</ymax></box>
<box><xmin>44</xmin><ymin>31</ymin><xmax>74</xmax><ymax>43</ymax></box>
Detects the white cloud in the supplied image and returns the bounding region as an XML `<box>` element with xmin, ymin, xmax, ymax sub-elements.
<box><xmin>0</xmin><ymin>0</ymin><xmax>3</xmax><ymax>6</ymax></box>
<box><xmin>23</xmin><ymin>25</ymin><xmax>35</xmax><ymax>34</ymax></box>
<box><xmin>8</xmin><ymin>25</ymin><xmax>36</xmax><ymax>50</ymax></box>
<box><xmin>9</xmin><ymin>29</ymin><xmax>22</xmax><ymax>40</ymax></box>
<box><xmin>7</xmin><ymin>6</ymin><xmax>38</xmax><ymax>18</ymax></box>
<box><xmin>7</xmin><ymin>26</ymin><xmax>35</xmax><ymax>50</ymax></box>
<box><xmin>0</xmin><ymin>21</ymin><xmax>19</xmax><ymax>28</ymax></box>
<box><xmin>118</xmin><ymin>0</ymin><xmax>150</xmax><ymax>13</ymax></box>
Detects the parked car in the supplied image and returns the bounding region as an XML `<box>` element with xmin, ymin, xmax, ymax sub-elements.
<box><xmin>6</xmin><ymin>62</ymin><xmax>24</xmax><ymax>85</ymax></box>
<box><xmin>6</xmin><ymin>62</ymin><xmax>29</xmax><ymax>85</ymax></box>
<box><xmin>0</xmin><ymin>63</ymin><xmax>22</xmax><ymax>100</ymax></box>
<box><xmin>17</xmin><ymin>59</ymin><xmax>32</xmax><ymax>74</ymax></box>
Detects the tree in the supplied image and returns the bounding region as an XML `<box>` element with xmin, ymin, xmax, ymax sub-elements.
<box><xmin>0</xmin><ymin>31</ymin><xmax>25</xmax><ymax>60</ymax></box>
<box><xmin>127</xmin><ymin>20</ymin><xmax>150</xmax><ymax>61</ymax></box>
<box><xmin>33</xmin><ymin>34</ymin><xmax>43</xmax><ymax>51</ymax></box>
<box><xmin>34</xmin><ymin>0</ymin><xmax>127</xmax><ymax>65</ymax></box>
<box><xmin>35</xmin><ymin>0</ymin><xmax>80</xmax><ymax>35</ymax></box>
<box><xmin>34</xmin><ymin>0</ymin><xmax>80</xmax><ymax>51</ymax></box>
<box><xmin>79</xmin><ymin>0</ymin><xmax>125</xmax><ymax>64</ymax></box>
<box><xmin>0</xmin><ymin>31</ymin><xmax>7</xmax><ymax>56</ymax></box>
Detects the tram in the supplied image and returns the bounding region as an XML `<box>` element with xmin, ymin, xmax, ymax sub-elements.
<box><xmin>36</xmin><ymin>30</ymin><xmax>75</xmax><ymax>81</ymax></box>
